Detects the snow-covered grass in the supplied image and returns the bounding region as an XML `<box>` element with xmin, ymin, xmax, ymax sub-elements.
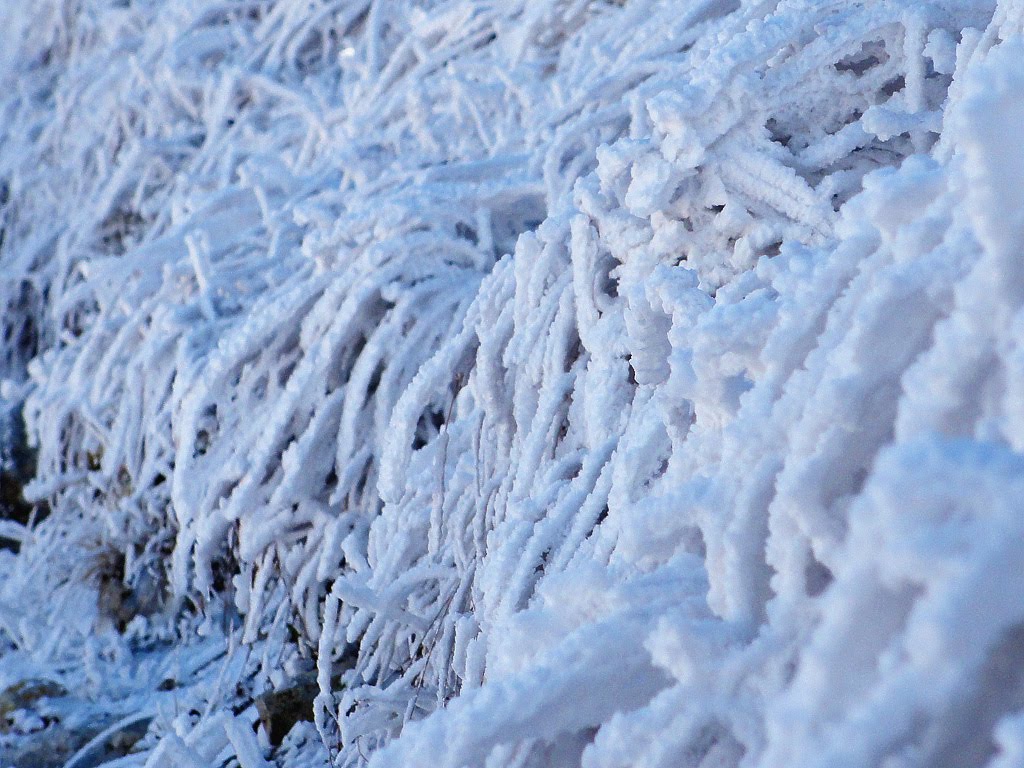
<box><xmin>2</xmin><ymin>0</ymin><xmax>1024</xmax><ymax>766</ymax></box>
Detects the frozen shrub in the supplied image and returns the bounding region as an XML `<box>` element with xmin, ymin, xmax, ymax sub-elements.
<box><xmin>2</xmin><ymin>1</ymin><xmax>1024</xmax><ymax>767</ymax></box>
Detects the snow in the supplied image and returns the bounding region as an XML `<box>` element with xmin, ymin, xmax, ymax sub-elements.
<box><xmin>1</xmin><ymin>0</ymin><xmax>1023</xmax><ymax>767</ymax></box>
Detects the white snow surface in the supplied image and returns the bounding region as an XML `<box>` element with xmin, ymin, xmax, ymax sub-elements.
<box><xmin>1</xmin><ymin>0</ymin><xmax>1023</xmax><ymax>766</ymax></box>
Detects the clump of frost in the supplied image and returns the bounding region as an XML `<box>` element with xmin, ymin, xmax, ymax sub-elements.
<box><xmin>3</xmin><ymin>0</ymin><xmax>1024</xmax><ymax>767</ymax></box>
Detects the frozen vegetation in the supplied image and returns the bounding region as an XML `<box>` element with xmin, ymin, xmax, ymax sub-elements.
<box><xmin>1</xmin><ymin>0</ymin><xmax>1024</xmax><ymax>766</ymax></box>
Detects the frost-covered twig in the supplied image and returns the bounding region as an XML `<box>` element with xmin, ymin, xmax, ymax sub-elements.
<box><xmin>3</xmin><ymin>1</ymin><xmax>1024</xmax><ymax>767</ymax></box>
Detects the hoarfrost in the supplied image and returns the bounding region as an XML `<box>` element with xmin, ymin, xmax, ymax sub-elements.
<box><xmin>1</xmin><ymin>1</ymin><xmax>1023</xmax><ymax>767</ymax></box>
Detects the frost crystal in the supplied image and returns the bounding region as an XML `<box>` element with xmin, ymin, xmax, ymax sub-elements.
<box><xmin>1</xmin><ymin>1</ymin><xmax>1023</xmax><ymax>767</ymax></box>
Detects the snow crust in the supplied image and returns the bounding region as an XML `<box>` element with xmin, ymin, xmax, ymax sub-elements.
<box><xmin>2</xmin><ymin>0</ymin><xmax>1024</xmax><ymax>766</ymax></box>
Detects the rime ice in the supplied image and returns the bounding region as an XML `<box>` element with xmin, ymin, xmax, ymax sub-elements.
<box><xmin>1</xmin><ymin>1</ymin><xmax>1023</xmax><ymax>768</ymax></box>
